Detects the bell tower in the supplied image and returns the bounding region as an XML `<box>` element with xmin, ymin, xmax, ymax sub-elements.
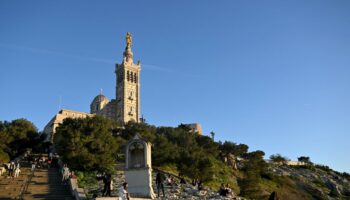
<box><xmin>115</xmin><ymin>32</ymin><xmax>141</xmax><ymax>124</ymax></box>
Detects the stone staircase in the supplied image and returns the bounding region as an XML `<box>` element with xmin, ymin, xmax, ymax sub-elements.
<box><xmin>22</xmin><ymin>167</ymin><xmax>74</xmax><ymax>200</ymax></box>
<box><xmin>0</xmin><ymin>167</ymin><xmax>31</xmax><ymax>199</ymax></box>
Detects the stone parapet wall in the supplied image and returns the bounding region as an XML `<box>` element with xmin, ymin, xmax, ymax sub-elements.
<box><xmin>69</xmin><ymin>178</ymin><xmax>87</xmax><ymax>200</ymax></box>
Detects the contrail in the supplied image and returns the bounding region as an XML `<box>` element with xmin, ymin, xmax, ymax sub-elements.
<box><xmin>0</xmin><ymin>43</ymin><xmax>172</xmax><ymax>72</ymax></box>
<box><xmin>0</xmin><ymin>43</ymin><xmax>115</xmax><ymax>64</ymax></box>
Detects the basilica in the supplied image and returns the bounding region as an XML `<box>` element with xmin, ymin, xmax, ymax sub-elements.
<box><xmin>43</xmin><ymin>33</ymin><xmax>141</xmax><ymax>142</ymax></box>
<box><xmin>44</xmin><ymin>33</ymin><xmax>203</xmax><ymax>142</ymax></box>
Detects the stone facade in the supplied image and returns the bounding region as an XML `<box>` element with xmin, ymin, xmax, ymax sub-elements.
<box><xmin>43</xmin><ymin>109</ymin><xmax>94</xmax><ymax>142</ymax></box>
<box><xmin>125</xmin><ymin>134</ymin><xmax>155</xmax><ymax>198</ymax></box>
<box><xmin>89</xmin><ymin>32</ymin><xmax>141</xmax><ymax>124</ymax></box>
<box><xmin>115</xmin><ymin>33</ymin><xmax>141</xmax><ymax>123</ymax></box>
<box><xmin>90</xmin><ymin>95</ymin><xmax>118</xmax><ymax>121</ymax></box>
<box><xmin>286</xmin><ymin>161</ymin><xmax>306</xmax><ymax>166</ymax></box>
<box><xmin>90</xmin><ymin>94</ymin><xmax>110</xmax><ymax>114</ymax></box>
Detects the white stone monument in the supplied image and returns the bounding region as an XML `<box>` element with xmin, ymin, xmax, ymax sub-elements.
<box><xmin>125</xmin><ymin>134</ymin><xmax>155</xmax><ymax>199</ymax></box>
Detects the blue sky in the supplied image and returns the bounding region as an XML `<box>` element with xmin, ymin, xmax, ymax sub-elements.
<box><xmin>0</xmin><ymin>1</ymin><xmax>349</xmax><ymax>172</ymax></box>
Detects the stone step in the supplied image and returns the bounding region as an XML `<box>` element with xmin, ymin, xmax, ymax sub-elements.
<box><xmin>0</xmin><ymin>168</ymin><xmax>30</xmax><ymax>199</ymax></box>
<box><xmin>28</xmin><ymin>187</ymin><xmax>69</xmax><ymax>190</ymax></box>
<box><xmin>23</xmin><ymin>195</ymin><xmax>75</xmax><ymax>200</ymax></box>
<box><xmin>22</xmin><ymin>167</ymin><xmax>73</xmax><ymax>200</ymax></box>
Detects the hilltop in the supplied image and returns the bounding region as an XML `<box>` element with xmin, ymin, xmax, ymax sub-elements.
<box><xmin>1</xmin><ymin>117</ymin><xmax>349</xmax><ymax>199</ymax></box>
<box><xmin>52</xmin><ymin>116</ymin><xmax>350</xmax><ymax>199</ymax></box>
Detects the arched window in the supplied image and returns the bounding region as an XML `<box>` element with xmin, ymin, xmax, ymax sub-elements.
<box><xmin>127</xmin><ymin>71</ymin><xmax>130</xmax><ymax>81</ymax></box>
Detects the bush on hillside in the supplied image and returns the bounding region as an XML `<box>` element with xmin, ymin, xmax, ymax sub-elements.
<box><xmin>270</xmin><ymin>154</ymin><xmax>289</xmax><ymax>164</ymax></box>
<box><xmin>219</xmin><ymin>141</ymin><xmax>248</xmax><ymax>157</ymax></box>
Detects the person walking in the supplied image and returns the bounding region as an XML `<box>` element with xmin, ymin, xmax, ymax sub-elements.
<box><xmin>180</xmin><ymin>176</ymin><xmax>186</xmax><ymax>184</ymax></box>
<box><xmin>14</xmin><ymin>167</ymin><xmax>21</xmax><ymax>178</ymax></box>
<box><xmin>269</xmin><ymin>191</ymin><xmax>280</xmax><ymax>200</ymax></box>
<box><xmin>166</xmin><ymin>175</ymin><xmax>172</xmax><ymax>186</ymax></box>
<box><xmin>219</xmin><ymin>183</ymin><xmax>227</xmax><ymax>196</ymax></box>
<box><xmin>197</xmin><ymin>180</ymin><xmax>203</xmax><ymax>191</ymax></box>
<box><xmin>103</xmin><ymin>174</ymin><xmax>112</xmax><ymax>197</ymax></box>
<box><xmin>31</xmin><ymin>161</ymin><xmax>36</xmax><ymax>171</ymax></box>
<box><xmin>61</xmin><ymin>164</ymin><xmax>70</xmax><ymax>185</ymax></box>
<box><xmin>8</xmin><ymin>162</ymin><xmax>15</xmax><ymax>177</ymax></box>
<box><xmin>118</xmin><ymin>182</ymin><xmax>130</xmax><ymax>200</ymax></box>
<box><xmin>155</xmin><ymin>172</ymin><xmax>165</xmax><ymax>197</ymax></box>
<box><xmin>102</xmin><ymin>173</ymin><xmax>108</xmax><ymax>196</ymax></box>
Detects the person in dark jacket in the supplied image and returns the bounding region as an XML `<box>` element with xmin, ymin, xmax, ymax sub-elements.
<box><xmin>102</xmin><ymin>174</ymin><xmax>112</xmax><ymax>197</ymax></box>
<box><xmin>268</xmin><ymin>191</ymin><xmax>280</xmax><ymax>200</ymax></box>
<box><xmin>105</xmin><ymin>174</ymin><xmax>112</xmax><ymax>197</ymax></box>
<box><xmin>219</xmin><ymin>183</ymin><xmax>227</xmax><ymax>196</ymax></box>
<box><xmin>155</xmin><ymin>172</ymin><xmax>165</xmax><ymax>197</ymax></box>
<box><xmin>8</xmin><ymin>162</ymin><xmax>15</xmax><ymax>177</ymax></box>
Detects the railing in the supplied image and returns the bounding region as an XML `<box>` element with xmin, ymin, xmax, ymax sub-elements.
<box><xmin>18</xmin><ymin>168</ymin><xmax>35</xmax><ymax>200</ymax></box>
<box><xmin>16</xmin><ymin>154</ymin><xmax>35</xmax><ymax>200</ymax></box>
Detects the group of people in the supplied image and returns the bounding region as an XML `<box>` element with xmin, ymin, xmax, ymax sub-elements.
<box><xmin>219</xmin><ymin>183</ymin><xmax>234</xmax><ymax>197</ymax></box>
<box><xmin>155</xmin><ymin>171</ymin><xmax>191</xmax><ymax>198</ymax></box>
<box><xmin>192</xmin><ymin>179</ymin><xmax>203</xmax><ymax>191</ymax></box>
<box><xmin>60</xmin><ymin>163</ymin><xmax>78</xmax><ymax>185</ymax></box>
<box><xmin>29</xmin><ymin>154</ymin><xmax>59</xmax><ymax>171</ymax></box>
<box><xmin>30</xmin><ymin>157</ymin><xmax>46</xmax><ymax>171</ymax></box>
<box><xmin>96</xmin><ymin>173</ymin><xmax>129</xmax><ymax>200</ymax></box>
<box><xmin>1</xmin><ymin>161</ymin><xmax>21</xmax><ymax>178</ymax></box>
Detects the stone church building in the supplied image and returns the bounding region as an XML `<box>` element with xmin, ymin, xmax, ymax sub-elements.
<box><xmin>44</xmin><ymin>32</ymin><xmax>141</xmax><ymax>142</ymax></box>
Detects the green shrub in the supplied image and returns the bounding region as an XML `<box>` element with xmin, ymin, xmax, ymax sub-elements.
<box><xmin>76</xmin><ymin>171</ymin><xmax>98</xmax><ymax>188</ymax></box>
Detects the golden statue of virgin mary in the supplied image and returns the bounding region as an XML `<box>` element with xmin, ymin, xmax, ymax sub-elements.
<box><xmin>126</xmin><ymin>32</ymin><xmax>132</xmax><ymax>48</ymax></box>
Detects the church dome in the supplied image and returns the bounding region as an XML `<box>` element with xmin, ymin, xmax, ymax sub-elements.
<box><xmin>92</xmin><ymin>94</ymin><xmax>109</xmax><ymax>103</ymax></box>
<box><xmin>90</xmin><ymin>94</ymin><xmax>110</xmax><ymax>114</ymax></box>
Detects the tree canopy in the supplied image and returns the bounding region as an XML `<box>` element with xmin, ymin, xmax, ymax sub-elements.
<box><xmin>219</xmin><ymin>141</ymin><xmax>249</xmax><ymax>157</ymax></box>
<box><xmin>298</xmin><ymin>156</ymin><xmax>312</xmax><ymax>165</ymax></box>
<box><xmin>0</xmin><ymin>119</ymin><xmax>39</xmax><ymax>163</ymax></box>
<box><xmin>54</xmin><ymin>116</ymin><xmax>120</xmax><ymax>173</ymax></box>
<box><xmin>270</xmin><ymin>154</ymin><xmax>289</xmax><ymax>164</ymax></box>
<box><xmin>52</xmin><ymin>118</ymin><xmax>273</xmax><ymax>195</ymax></box>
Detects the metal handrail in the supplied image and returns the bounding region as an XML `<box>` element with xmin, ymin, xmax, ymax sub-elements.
<box><xmin>18</xmin><ymin>166</ymin><xmax>35</xmax><ymax>199</ymax></box>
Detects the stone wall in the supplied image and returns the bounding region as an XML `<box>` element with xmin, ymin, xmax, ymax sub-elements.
<box><xmin>43</xmin><ymin>109</ymin><xmax>94</xmax><ymax>142</ymax></box>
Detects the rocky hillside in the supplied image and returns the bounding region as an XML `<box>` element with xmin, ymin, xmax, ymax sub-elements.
<box><xmin>263</xmin><ymin>163</ymin><xmax>350</xmax><ymax>200</ymax></box>
<box><xmin>81</xmin><ymin>166</ymin><xmax>247</xmax><ymax>200</ymax></box>
<box><xmin>53</xmin><ymin>118</ymin><xmax>350</xmax><ymax>200</ymax></box>
<box><xmin>79</xmin><ymin>162</ymin><xmax>350</xmax><ymax>200</ymax></box>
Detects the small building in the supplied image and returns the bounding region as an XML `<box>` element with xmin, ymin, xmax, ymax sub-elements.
<box><xmin>182</xmin><ymin>123</ymin><xmax>203</xmax><ymax>135</ymax></box>
<box><xmin>43</xmin><ymin>109</ymin><xmax>94</xmax><ymax>142</ymax></box>
<box><xmin>286</xmin><ymin>161</ymin><xmax>306</xmax><ymax>166</ymax></box>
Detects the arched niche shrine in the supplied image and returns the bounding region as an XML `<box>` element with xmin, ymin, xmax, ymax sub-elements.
<box><xmin>125</xmin><ymin>134</ymin><xmax>155</xmax><ymax>199</ymax></box>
